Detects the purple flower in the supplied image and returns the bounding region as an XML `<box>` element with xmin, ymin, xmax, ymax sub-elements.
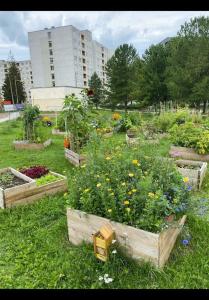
<box><xmin>187</xmin><ymin>185</ymin><xmax>192</xmax><ymax>191</ymax></box>
<box><xmin>182</xmin><ymin>239</ymin><xmax>189</xmax><ymax>246</ymax></box>
<box><xmin>172</xmin><ymin>151</ymin><xmax>180</xmax><ymax>157</ymax></box>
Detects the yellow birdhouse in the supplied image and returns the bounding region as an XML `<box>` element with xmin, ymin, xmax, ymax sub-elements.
<box><xmin>93</xmin><ymin>223</ymin><xmax>115</xmax><ymax>262</ymax></box>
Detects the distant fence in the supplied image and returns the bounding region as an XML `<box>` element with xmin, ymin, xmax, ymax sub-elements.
<box><xmin>3</xmin><ymin>104</ymin><xmax>24</xmax><ymax>112</ymax></box>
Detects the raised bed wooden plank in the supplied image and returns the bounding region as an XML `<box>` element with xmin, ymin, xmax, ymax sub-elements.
<box><xmin>65</xmin><ymin>148</ymin><xmax>86</xmax><ymax>167</ymax></box>
<box><xmin>67</xmin><ymin>208</ymin><xmax>186</xmax><ymax>268</ymax></box>
<box><xmin>13</xmin><ymin>139</ymin><xmax>52</xmax><ymax>150</ymax></box>
<box><xmin>52</xmin><ymin>129</ymin><xmax>66</xmax><ymax>135</ymax></box>
<box><xmin>169</xmin><ymin>145</ymin><xmax>209</xmax><ymax>162</ymax></box>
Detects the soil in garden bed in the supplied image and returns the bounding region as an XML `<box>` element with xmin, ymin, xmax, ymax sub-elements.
<box><xmin>177</xmin><ymin>165</ymin><xmax>201</xmax><ymax>170</ymax></box>
<box><xmin>0</xmin><ymin>171</ymin><xmax>27</xmax><ymax>189</ymax></box>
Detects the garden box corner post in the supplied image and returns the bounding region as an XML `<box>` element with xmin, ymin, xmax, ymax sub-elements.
<box><xmin>66</xmin><ymin>208</ymin><xmax>187</xmax><ymax>268</ymax></box>
<box><xmin>65</xmin><ymin>148</ymin><xmax>86</xmax><ymax>167</ymax></box>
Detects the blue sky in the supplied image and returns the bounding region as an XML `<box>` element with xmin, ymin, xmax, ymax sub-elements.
<box><xmin>1</xmin><ymin>11</ymin><xmax>209</xmax><ymax>61</ymax></box>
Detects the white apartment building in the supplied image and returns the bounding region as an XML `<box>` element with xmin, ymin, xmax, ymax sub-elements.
<box><xmin>0</xmin><ymin>60</ymin><xmax>33</xmax><ymax>101</ymax></box>
<box><xmin>28</xmin><ymin>25</ymin><xmax>114</xmax><ymax>89</ymax></box>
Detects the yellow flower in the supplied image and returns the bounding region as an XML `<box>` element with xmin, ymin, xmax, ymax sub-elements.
<box><xmin>132</xmin><ymin>159</ymin><xmax>138</xmax><ymax>165</ymax></box>
<box><xmin>110</xmin><ymin>192</ymin><xmax>114</xmax><ymax>196</ymax></box>
<box><xmin>106</xmin><ymin>178</ymin><xmax>110</xmax><ymax>182</ymax></box>
<box><xmin>81</xmin><ymin>164</ymin><xmax>86</xmax><ymax>168</ymax></box>
<box><xmin>106</xmin><ymin>156</ymin><xmax>111</xmax><ymax>160</ymax></box>
<box><xmin>148</xmin><ymin>192</ymin><xmax>155</xmax><ymax>198</ymax></box>
<box><xmin>84</xmin><ymin>188</ymin><xmax>90</xmax><ymax>193</ymax></box>
<box><xmin>183</xmin><ymin>177</ymin><xmax>189</xmax><ymax>183</ymax></box>
<box><xmin>125</xmin><ymin>207</ymin><xmax>131</xmax><ymax>213</ymax></box>
<box><xmin>128</xmin><ymin>191</ymin><xmax>132</xmax><ymax>195</ymax></box>
<box><xmin>96</xmin><ymin>175</ymin><xmax>100</xmax><ymax>178</ymax></box>
<box><xmin>97</xmin><ymin>183</ymin><xmax>101</xmax><ymax>188</ymax></box>
<box><xmin>124</xmin><ymin>200</ymin><xmax>129</xmax><ymax>205</ymax></box>
<box><xmin>107</xmin><ymin>188</ymin><xmax>112</xmax><ymax>192</ymax></box>
<box><xmin>132</xmin><ymin>189</ymin><xmax>137</xmax><ymax>193</ymax></box>
<box><xmin>107</xmin><ymin>209</ymin><xmax>112</xmax><ymax>213</ymax></box>
<box><xmin>121</xmin><ymin>182</ymin><xmax>126</xmax><ymax>186</ymax></box>
<box><xmin>128</xmin><ymin>173</ymin><xmax>134</xmax><ymax>177</ymax></box>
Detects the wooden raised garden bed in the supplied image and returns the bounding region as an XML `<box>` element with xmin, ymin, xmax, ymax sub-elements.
<box><xmin>13</xmin><ymin>139</ymin><xmax>52</xmax><ymax>150</ymax></box>
<box><xmin>0</xmin><ymin>167</ymin><xmax>36</xmax><ymax>208</ymax></box>
<box><xmin>65</xmin><ymin>148</ymin><xmax>86</xmax><ymax>167</ymax></box>
<box><xmin>0</xmin><ymin>168</ymin><xmax>67</xmax><ymax>208</ymax></box>
<box><xmin>126</xmin><ymin>134</ymin><xmax>140</xmax><ymax>146</ymax></box>
<box><xmin>103</xmin><ymin>132</ymin><xmax>113</xmax><ymax>138</ymax></box>
<box><xmin>175</xmin><ymin>159</ymin><xmax>207</xmax><ymax>190</ymax></box>
<box><xmin>52</xmin><ymin>128</ymin><xmax>66</xmax><ymax>135</ymax></box>
<box><xmin>169</xmin><ymin>145</ymin><xmax>209</xmax><ymax>162</ymax></box>
<box><xmin>67</xmin><ymin>208</ymin><xmax>186</xmax><ymax>268</ymax></box>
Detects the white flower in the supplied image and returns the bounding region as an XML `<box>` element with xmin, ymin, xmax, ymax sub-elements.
<box><xmin>112</xmin><ymin>239</ymin><xmax>116</xmax><ymax>244</ymax></box>
<box><xmin>104</xmin><ymin>273</ymin><xmax>109</xmax><ymax>278</ymax></box>
<box><xmin>99</xmin><ymin>276</ymin><xmax>103</xmax><ymax>281</ymax></box>
<box><xmin>112</xmin><ymin>249</ymin><xmax>117</xmax><ymax>254</ymax></box>
<box><xmin>104</xmin><ymin>277</ymin><xmax>113</xmax><ymax>284</ymax></box>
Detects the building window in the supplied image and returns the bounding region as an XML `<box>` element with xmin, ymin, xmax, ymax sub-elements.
<box><xmin>4</xmin><ymin>69</ymin><xmax>8</xmax><ymax>73</ymax></box>
<box><xmin>102</xmin><ymin>53</ymin><xmax>104</xmax><ymax>58</ymax></box>
<box><xmin>84</xmin><ymin>81</ymin><xmax>87</xmax><ymax>86</ymax></box>
<box><xmin>103</xmin><ymin>72</ymin><xmax>105</xmax><ymax>76</ymax></box>
<box><xmin>83</xmin><ymin>73</ymin><xmax>86</xmax><ymax>78</ymax></box>
<box><xmin>48</xmin><ymin>32</ymin><xmax>51</xmax><ymax>39</ymax></box>
<box><xmin>50</xmin><ymin>65</ymin><xmax>54</xmax><ymax>71</ymax></box>
<box><xmin>49</xmin><ymin>49</ymin><xmax>53</xmax><ymax>56</ymax></box>
<box><xmin>82</xmin><ymin>58</ymin><xmax>86</xmax><ymax>64</ymax></box>
<box><xmin>31</xmin><ymin>80</ymin><xmax>33</xmax><ymax>84</ymax></box>
<box><xmin>52</xmin><ymin>81</ymin><xmax>55</xmax><ymax>87</ymax></box>
<box><xmin>30</xmin><ymin>71</ymin><xmax>32</xmax><ymax>75</ymax></box>
<box><xmin>30</xmin><ymin>76</ymin><xmax>33</xmax><ymax>80</ymax></box>
<box><xmin>4</xmin><ymin>64</ymin><xmax>7</xmax><ymax>68</ymax></box>
<box><xmin>82</xmin><ymin>50</ymin><xmax>85</xmax><ymax>56</ymax></box>
<box><xmin>48</xmin><ymin>41</ymin><xmax>52</xmax><ymax>47</ymax></box>
<box><xmin>102</xmin><ymin>60</ymin><xmax>104</xmax><ymax>64</ymax></box>
<box><xmin>51</xmin><ymin>73</ymin><xmax>55</xmax><ymax>80</ymax></box>
<box><xmin>83</xmin><ymin>66</ymin><xmax>86</xmax><ymax>71</ymax></box>
<box><xmin>82</xmin><ymin>42</ymin><xmax>85</xmax><ymax>48</ymax></box>
<box><xmin>81</xmin><ymin>34</ymin><xmax>84</xmax><ymax>40</ymax></box>
<box><xmin>50</xmin><ymin>58</ymin><xmax>53</xmax><ymax>64</ymax></box>
<box><xmin>102</xmin><ymin>66</ymin><xmax>105</xmax><ymax>70</ymax></box>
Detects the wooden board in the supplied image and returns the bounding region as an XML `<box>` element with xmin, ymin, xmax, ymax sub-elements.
<box><xmin>0</xmin><ymin>188</ymin><xmax>4</xmax><ymax>209</ymax></box>
<box><xmin>67</xmin><ymin>208</ymin><xmax>186</xmax><ymax>268</ymax></box>
<box><xmin>52</xmin><ymin>129</ymin><xmax>66</xmax><ymax>135</ymax></box>
<box><xmin>169</xmin><ymin>145</ymin><xmax>209</xmax><ymax>162</ymax></box>
<box><xmin>65</xmin><ymin>148</ymin><xmax>86</xmax><ymax>167</ymax></box>
<box><xmin>158</xmin><ymin>215</ymin><xmax>186</xmax><ymax>268</ymax></box>
<box><xmin>13</xmin><ymin>139</ymin><xmax>52</xmax><ymax>150</ymax></box>
<box><xmin>126</xmin><ymin>134</ymin><xmax>140</xmax><ymax>146</ymax></box>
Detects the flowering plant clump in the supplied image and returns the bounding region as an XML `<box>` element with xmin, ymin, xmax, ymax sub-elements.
<box><xmin>19</xmin><ymin>166</ymin><xmax>49</xmax><ymax>179</ymax></box>
<box><xmin>67</xmin><ymin>142</ymin><xmax>190</xmax><ymax>233</ymax></box>
<box><xmin>112</xmin><ymin>113</ymin><xmax>121</xmax><ymax>121</ymax></box>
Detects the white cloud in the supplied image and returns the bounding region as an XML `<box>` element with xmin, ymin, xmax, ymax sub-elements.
<box><xmin>0</xmin><ymin>11</ymin><xmax>209</xmax><ymax>60</ymax></box>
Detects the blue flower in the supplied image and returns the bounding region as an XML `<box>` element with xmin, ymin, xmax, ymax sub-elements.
<box><xmin>187</xmin><ymin>185</ymin><xmax>192</xmax><ymax>191</ymax></box>
<box><xmin>182</xmin><ymin>239</ymin><xmax>189</xmax><ymax>246</ymax></box>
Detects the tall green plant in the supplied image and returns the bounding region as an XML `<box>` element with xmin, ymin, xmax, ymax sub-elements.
<box><xmin>22</xmin><ymin>104</ymin><xmax>40</xmax><ymax>141</ymax></box>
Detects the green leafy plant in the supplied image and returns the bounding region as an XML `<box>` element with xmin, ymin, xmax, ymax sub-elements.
<box><xmin>0</xmin><ymin>172</ymin><xmax>14</xmax><ymax>186</ymax></box>
<box><xmin>67</xmin><ymin>142</ymin><xmax>190</xmax><ymax>233</ymax></box>
<box><xmin>35</xmin><ymin>173</ymin><xmax>59</xmax><ymax>186</ymax></box>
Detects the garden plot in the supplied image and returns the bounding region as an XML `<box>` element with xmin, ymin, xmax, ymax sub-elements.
<box><xmin>0</xmin><ymin>167</ymin><xmax>67</xmax><ymax>208</ymax></box>
<box><xmin>175</xmin><ymin>159</ymin><xmax>207</xmax><ymax>190</ymax></box>
<box><xmin>0</xmin><ymin>167</ymin><xmax>36</xmax><ymax>208</ymax></box>
<box><xmin>67</xmin><ymin>208</ymin><xmax>186</xmax><ymax>268</ymax></box>
<box><xmin>169</xmin><ymin>145</ymin><xmax>209</xmax><ymax>162</ymax></box>
<box><xmin>13</xmin><ymin>139</ymin><xmax>52</xmax><ymax>150</ymax></box>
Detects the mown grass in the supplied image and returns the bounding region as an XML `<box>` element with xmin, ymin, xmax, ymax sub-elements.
<box><xmin>0</xmin><ymin>116</ymin><xmax>209</xmax><ymax>288</ymax></box>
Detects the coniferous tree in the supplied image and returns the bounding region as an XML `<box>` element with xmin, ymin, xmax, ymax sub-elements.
<box><xmin>105</xmin><ymin>44</ymin><xmax>138</xmax><ymax>113</ymax></box>
<box><xmin>2</xmin><ymin>55</ymin><xmax>26</xmax><ymax>104</ymax></box>
<box><xmin>88</xmin><ymin>72</ymin><xmax>103</xmax><ymax>109</ymax></box>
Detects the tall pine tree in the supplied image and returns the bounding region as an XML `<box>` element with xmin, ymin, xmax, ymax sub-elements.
<box><xmin>88</xmin><ymin>72</ymin><xmax>103</xmax><ymax>109</ymax></box>
<box><xmin>2</xmin><ymin>54</ymin><xmax>26</xmax><ymax>104</ymax></box>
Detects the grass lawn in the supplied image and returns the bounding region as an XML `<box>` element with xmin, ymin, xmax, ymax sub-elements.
<box><xmin>0</xmin><ymin>117</ymin><xmax>209</xmax><ymax>288</ymax></box>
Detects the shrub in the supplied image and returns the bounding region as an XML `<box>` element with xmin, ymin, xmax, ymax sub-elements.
<box><xmin>67</xmin><ymin>142</ymin><xmax>190</xmax><ymax>233</ymax></box>
<box><xmin>169</xmin><ymin>122</ymin><xmax>209</xmax><ymax>154</ymax></box>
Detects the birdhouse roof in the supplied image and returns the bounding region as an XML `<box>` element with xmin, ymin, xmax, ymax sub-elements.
<box><xmin>100</xmin><ymin>223</ymin><xmax>114</xmax><ymax>240</ymax></box>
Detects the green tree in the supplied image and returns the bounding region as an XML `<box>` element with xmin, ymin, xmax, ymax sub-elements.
<box><xmin>105</xmin><ymin>44</ymin><xmax>138</xmax><ymax>113</ymax></box>
<box><xmin>2</xmin><ymin>57</ymin><xmax>26</xmax><ymax>104</ymax></box>
<box><xmin>139</xmin><ymin>44</ymin><xmax>169</xmax><ymax>112</ymax></box>
<box><xmin>88</xmin><ymin>72</ymin><xmax>103</xmax><ymax>109</ymax></box>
